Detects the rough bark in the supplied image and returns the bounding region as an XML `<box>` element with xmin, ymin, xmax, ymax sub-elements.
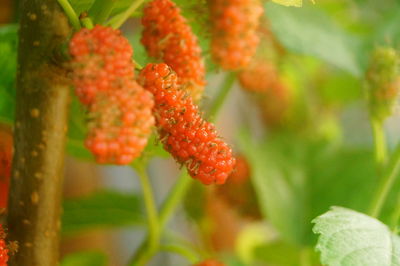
<box><xmin>7</xmin><ymin>1</ymin><xmax>71</xmax><ymax>265</ymax></box>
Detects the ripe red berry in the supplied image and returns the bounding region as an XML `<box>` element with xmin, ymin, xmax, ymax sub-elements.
<box><xmin>0</xmin><ymin>126</ymin><xmax>12</xmax><ymax>209</ymax></box>
<box><xmin>238</xmin><ymin>60</ymin><xmax>278</xmax><ymax>93</ymax></box>
<box><xmin>70</xmin><ymin>25</ymin><xmax>155</xmax><ymax>164</ymax></box>
<box><xmin>141</xmin><ymin>0</ymin><xmax>206</xmax><ymax>101</ymax></box>
<box><xmin>69</xmin><ymin>25</ymin><xmax>135</xmax><ymax>105</ymax></box>
<box><xmin>140</xmin><ymin>63</ymin><xmax>235</xmax><ymax>185</ymax></box>
<box><xmin>210</xmin><ymin>0</ymin><xmax>263</xmax><ymax>70</ymax></box>
<box><xmin>0</xmin><ymin>225</ymin><xmax>8</xmax><ymax>266</ymax></box>
<box><xmin>194</xmin><ymin>259</ymin><xmax>225</xmax><ymax>266</ymax></box>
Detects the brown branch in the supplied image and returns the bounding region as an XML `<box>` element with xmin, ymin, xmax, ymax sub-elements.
<box><xmin>6</xmin><ymin>1</ymin><xmax>71</xmax><ymax>265</ymax></box>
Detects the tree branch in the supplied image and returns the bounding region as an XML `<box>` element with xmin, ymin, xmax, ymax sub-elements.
<box><xmin>7</xmin><ymin>1</ymin><xmax>71</xmax><ymax>265</ymax></box>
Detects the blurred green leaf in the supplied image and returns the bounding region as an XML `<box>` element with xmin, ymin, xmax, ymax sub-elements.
<box><xmin>238</xmin><ymin>130</ymin><xmax>376</xmax><ymax>246</ymax></box>
<box><xmin>253</xmin><ymin>241</ymin><xmax>308</xmax><ymax>266</ymax></box>
<box><xmin>271</xmin><ymin>0</ymin><xmax>302</xmax><ymax>7</ymax></box>
<box><xmin>313</xmin><ymin>207</ymin><xmax>400</xmax><ymax>266</ymax></box>
<box><xmin>61</xmin><ymin>251</ymin><xmax>107</xmax><ymax>266</ymax></box>
<box><xmin>266</xmin><ymin>2</ymin><xmax>363</xmax><ymax>76</ymax></box>
<box><xmin>62</xmin><ymin>190</ymin><xmax>144</xmax><ymax>235</ymax></box>
<box><xmin>69</xmin><ymin>0</ymin><xmax>95</xmax><ymax>15</ymax></box>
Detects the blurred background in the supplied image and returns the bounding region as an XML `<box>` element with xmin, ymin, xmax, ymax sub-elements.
<box><xmin>1</xmin><ymin>0</ymin><xmax>400</xmax><ymax>265</ymax></box>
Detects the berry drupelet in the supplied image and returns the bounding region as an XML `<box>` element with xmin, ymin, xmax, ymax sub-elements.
<box><xmin>140</xmin><ymin>63</ymin><xmax>235</xmax><ymax>185</ymax></box>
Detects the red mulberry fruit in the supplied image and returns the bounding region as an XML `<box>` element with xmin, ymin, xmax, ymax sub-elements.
<box><xmin>142</xmin><ymin>0</ymin><xmax>206</xmax><ymax>101</ymax></box>
<box><xmin>70</xmin><ymin>25</ymin><xmax>155</xmax><ymax>164</ymax></box>
<box><xmin>0</xmin><ymin>225</ymin><xmax>8</xmax><ymax>266</ymax></box>
<box><xmin>210</xmin><ymin>0</ymin><xmax>263</xmax><ymax>70</ymax></box>
<box><xmin>238</xmin><ymin>60</ymin><xmax>278</xmax><ymax>93</ymax></box>
<box><xmin>140</xmin><ymin>63</ymin><xmax>235</xmax><ymax>185</ymax></box>
<box><xmin>194</xmin><ymin>259</ymin><xmax>225</xmax><ymax>266</ymax></box>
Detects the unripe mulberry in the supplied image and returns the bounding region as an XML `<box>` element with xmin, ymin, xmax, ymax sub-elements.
<box><xmin>0</xmin><ymin>125</ymin><xmax>12</xmax><ymax>209</ymax></box>
<box><xmin>366</xmin><ymin>47</ymin><xmax>400</xmax><ymax>121</ymax></box>
<box><xmin>0</xmin><ymin>225</ymin><xmax>8</xmax><ymax>266</ymax></box>
<box><xmin>69</xmin><ymin>25</ymin><xmax>134</xmax><ymax>105</ymax></box>
<box><xmin>194</xmin><ymin>259</ymin><xmax>225</xmax><ymax>266</ymax></box>
<box><xmin>140</xmin><ymin>63</ymin><xmax>235</xmax><ymax>185</ymax></box>
<box><xmin>70</xmin><ymin>25</ymin><xmax>155</xmax><ymax>164</ymax></box>
<box><xmin>210</xmin><ymin>0</ymin><xmax>263</xmax><ymax>70</ymax></box>
<box><xmin>142</xmin><ymin>0</ymin><xmax>205</xmax><ymax>101</ymax></box>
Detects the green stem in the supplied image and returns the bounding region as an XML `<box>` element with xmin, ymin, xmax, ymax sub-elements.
<box><xmin>57</xmin><ymin>0</ymin><xmax>81</xmax><ymax>30</ymax></box>
<box><xmin>133</xmin><ymin>165</ymin><xmax>160</xmax><ymax>265</ymax></box>
<box><xmin>88</xmin><ymin>0</ymin><xmax>116</xmax><ymax>24</ymax></box>
<box><xmin>159</xmin><ymin>244</ymin><xmax>199</xmax><ymax>263</ymax></box>
<box><xmin>207</xmin><ymin>72</ymin><xmax>236</xmax><ymax>120</ymax></box>
<box><xmin>109</xmin><ymin>0</ymin><xmax>147</xmax><ymax>29</ymax></box>
<box><xmin>371</xmin><ymin>119</ymin><xmax>387</xmax><ymax>171</ymax></box>
<box><xmin>80</xmin><ymin>17</ymin><xmax>94</xmax><ymax>29</ymax></box>
<box><xmin>369</xmin><ymin>142</ymin><xmax>400</xmax><ymax>217</ymax></box>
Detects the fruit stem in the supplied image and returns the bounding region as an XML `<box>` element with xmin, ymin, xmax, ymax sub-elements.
<box><xmin>159</xmin><ymin>244</ymin><xmax>199</xmax><ymax>263</ymax></box>
<box><xmin>369</xmin><ymin>141</ymin><xmax>400</xmax><ymax>218</ymax></box>
<box><xmin>109</xmin><ymin>0</ymin><xmax>147</xmax><ymax>29</ymax></box>
<box><xmin>371</xmin><ymin>118</ymin><xmax>387</xmax><ymax>171</ymax></box>
<box><xmin>88</xmin><ymin>0</ymin><xmax>117</xmax><ymax>24</ymax></box>
<box><xmin>57</xmin><ymin>0</ymin><xmax>81</xmax><ymax>30</ymax></box>
<box><xmin>207</xmin><ymin>71</ymin><xmax>236</xmax><ymax>120</ymax></box>
<box><xmin>132</xmin><ymin>165</ymin><xmax>160</xmax><ymax>265</ymax></box>
<box><xmin>80</xmin><ymin>17</ymin><xmax>94</xmax><ymax>29</ymax></box>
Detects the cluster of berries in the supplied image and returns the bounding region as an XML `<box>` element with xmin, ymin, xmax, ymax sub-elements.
<box><xmin>209</xmin><ymin>0</ymin><xmax>263</xmax><ymax>70</ymax></box>
<box><xmin>140</xmin><ymin>63</ymin><xmax>235</xmax><ymax>185</ymax></box>
<box><xmin>0</xmin><ymin>225</ymin><xmax>8</xmax><ymax>266</ymax></box>
<box><xmin>142</xmin><ymin>0</ymin><xmax>206</xmax><ymax>101</ymax></box>
<box><xmin>70</xmin><ymin>25</ymin><xmax>154</xmax><ymax>164</ymax></box>
<box><xmin>0</xmin><ymin>126</ymin><xmax>12</xmax><ymax>209</ymax></box>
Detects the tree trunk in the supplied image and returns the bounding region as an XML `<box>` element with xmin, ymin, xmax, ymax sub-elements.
<box><xmin>7</xmin><ymin>1</ymin><xmax>71</xmax><ymax>265</ymax></box>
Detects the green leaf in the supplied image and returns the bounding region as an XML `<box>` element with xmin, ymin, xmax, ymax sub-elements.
<box><xmin>271</xmin><ymin>0</ymin><xmax>303</xmax><ymax>7</ymax></box>
<box><xmin>61</xmin><ymin>251</ymin><xmax>107</xmax><ymax>266</ymax></box>
<box><xmin>265</xmin><ymin>2</ymin><xmax>363</xmax><ymax>76</ymax></box>
<box><xmin>62</xmin><ymin>190</ymin><xmax>144</xmax><ymax>235</ymax></box>
<box><xmin>313</xmin><ymin>207</ymin><xmax>400</xmax><ymax>266</ymax></box>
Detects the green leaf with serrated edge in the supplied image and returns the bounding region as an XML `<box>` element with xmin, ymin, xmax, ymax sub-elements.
<box><xmin>62</xmin><ymin>190</ymin><xmax>144</xmax><ymax>235</ymax></box>
<box><xmin>313</xmin><ymin>207</ymin><xmax>400</xmax><ymax>266</ymax></box>
<box><xmin>272</xmin><ymin>0</ymin><xmax>303</xmax><ymax>7</ymax></box>
<box><xmin>265</xmin><ymin>2</ymin><xmax>363</xmax><ymax>76</ymax></box>
<box><xmin>61</xmin><ymin>251</ymin><xmax>107</xmax><ymax>266</ymax></box>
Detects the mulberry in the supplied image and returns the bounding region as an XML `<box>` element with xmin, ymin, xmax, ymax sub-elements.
<box><xmin>0</xmin><ymin>225</ymin><xmax>8</xmax><ymax>266</ymax></box>
<box><xmin>194</xmin><ymin>259</ymin><xmax>225</xmax><ymax>266</ymax></box>
<box><xmin>238</xmin><ymin>60</ymin><xmax>278</xmax><ymax>93</ymax></box>
<box><xmin>210</xmin><ymin>0</ymin><xmax>263</xmax><ymax>70</ymax></box>
<box><xmin>140</xmin><ymin>63</ymin><xmax>235</xmax><ymax>185</ymax></box>
<box><xmin>70</xmin><ymin>25</ymin><xmax>155</xmax><ymax>164</ymax></box>
<box><xmin>141</xmin><ymin>0</ymin><xmax>206</xmax><ymax>101</ymax></box>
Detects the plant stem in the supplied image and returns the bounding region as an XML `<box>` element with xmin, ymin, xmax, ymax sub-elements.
<box><xmin>369</xmin><ymin>142</ymin><xmax>400</xmax><ymax>218</ymax></box>
<box><xmin>57</xmin><ymin>0</ymin><xmax>81</xmax><ymax>30</ymax></box>
<box><xmin>371</xmin><ymin>118</ymin><xmax>387</xmax><ymax>171</ymax></box>
<box><xmin>109</xmin><ymin>0</ymin><xmax>147</xmax><ymax>29</ymax></box>
<box><xmin>88</xmin><ymin>0</ymin><xmax>116</xmax><ymax>24</ymax></box>
<box><xmin>207</xmin><ymin>72</ymin><xmax>236</xmax><ymax>120</ymax></box>
<box><xmin>7</xmin><ymin>1</ymin><xmax>71</xmax><ymax>265</ymax></box>
<box><xmin>80</xmin><ymin>17</ymin><xmax>94</xmax><ymax>29</ymax></box>
<box><xmin>159</xmin><ymin>244</ymin><xmax>199</xmax><ymax>263</ymax></box>
<box><xmin>133</xmin><ymin>165</ymin><xmax>160</xmax><ymax>265</ymax></box>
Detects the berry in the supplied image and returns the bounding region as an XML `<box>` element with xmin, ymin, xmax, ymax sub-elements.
<box><xmin>141</xmin><ymin>0</ymin><xmax>206</xmax><ymax>101</ymax></box>
<box><xmin>0</xmin><ymin>125</ymin><xmax>12</xmax><ymax>209</ymax></box>
<box><xmin>210</xmin><ymin>0</ymin><xmax>263</xmax><ymax>70</ymax></box>
<box><xmin>194</xmin><ymin>259</ymin><xmax>225</xmax><ymax>266</ymax></box>
<box><xmin>0</xmin><ymin>225</ymin><xmax>8</xmax><ymax>266</ymax></box>
<box><xmin>69</xmin><ymin>25</ymin><xmax>134</xmax><ymax>105</ymax></box>
<box><xmin>70</xmin><ymin>25</ymin><xmax>155</xmax><ymax>164</ymax></box>
<box><xmin>140</xmin><ymin>63</ymin><xmax>235</xmax><ymax>185</ymax></box>
<box><xmin>366</xmin><ymin>47</ymin><xmax>400</xmax><ymax>121</ymax></box>
<box><xmin>238</xmin><ymin>60</ymin><xmax>278</xmax><ymax>93</ymax></box>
